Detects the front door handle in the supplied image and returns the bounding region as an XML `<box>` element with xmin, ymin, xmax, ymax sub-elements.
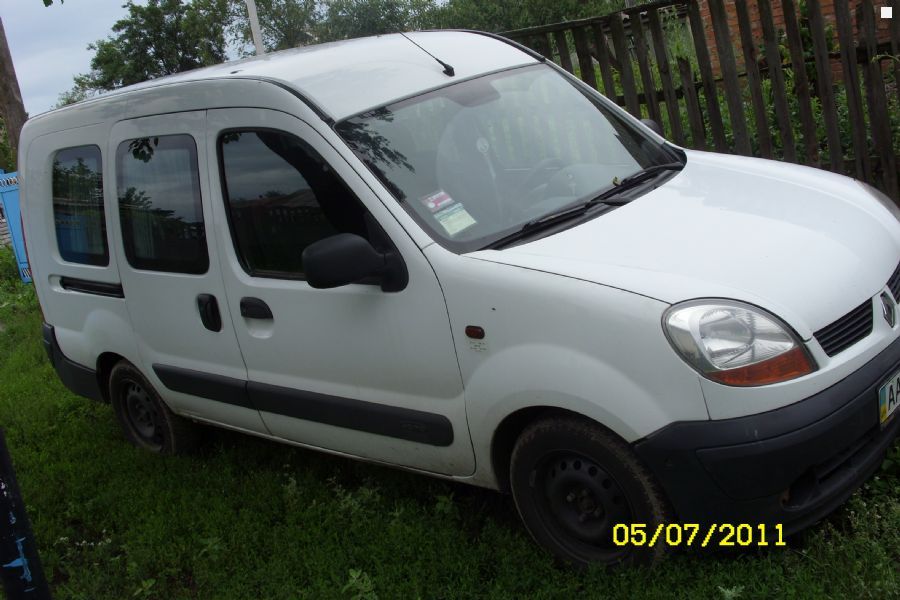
<box><xmin>196</xmin><ymin>294</ymin><xmax>222</xmax><ymax>332</ymax></box>
<box><xmin>240</xmin><ymin>297</ymin><xmax>273</xmax><ymax>320</ymax></box>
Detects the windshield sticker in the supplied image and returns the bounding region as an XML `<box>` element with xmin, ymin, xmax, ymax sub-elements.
<box><xmin>434</xmin><ymin>203</ymin><xmax>477</xmax><ymax>237</ymax></box>
<box><xmin>420</xmin><ymin>190</ymin><xmax>455</xmax><ymax>213</ymax></box>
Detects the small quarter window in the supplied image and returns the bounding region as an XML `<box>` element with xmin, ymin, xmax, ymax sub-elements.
<box><xmin>218</xmin><ymin>130</ymin><xmax>368</xmax><ymax>278</ymax></box>
<box><xmin>52</xmin><ymin>145</ymin><xmax>108</xmax><ymax>266</ymax></box>
<box><xmin>117</xmin><ymin>134</ymin><xmax>209</xmax><ymax>274</ymax></box>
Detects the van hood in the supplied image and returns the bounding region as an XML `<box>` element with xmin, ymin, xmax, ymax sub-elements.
<box><xmin>468</xmin><ymin>151</ymin><xmax>900</xmax><ymax>339</ymax></box>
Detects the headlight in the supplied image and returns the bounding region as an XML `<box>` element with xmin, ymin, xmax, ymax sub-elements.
<box><xmin>857</xmin><ymin>181</ymin><xmax>900</xmax><ymax>222</ymax></box>
<box><xmin>663</xmin><ymin>300</ymin><xmax>816</xmax><ymax>386</ymax></box>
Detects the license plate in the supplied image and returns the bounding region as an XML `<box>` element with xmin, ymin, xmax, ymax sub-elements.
<box><xmin>878</xmin><ymin>368</ymin><xmax>900</xmax><ymax>426</ymax></box>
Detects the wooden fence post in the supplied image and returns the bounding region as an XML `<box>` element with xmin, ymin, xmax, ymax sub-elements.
<box><xmin>629</xmin><ymin>9</ymin><xmax>663</xmax><ymax>124</ymax></box>
<box><xmin>860</xmin><ymin>0</ymin><xmax>899</xmax><ymax>199</ymax></box>
<box><xmin>781</xmin><ymin>0</ymin><xmax>820</xmax><ymax>165</ymax></box>
<box><xmin>758</xmin><ymin>0</ymin><xmax>798</xmax><ymax>162</ymax></box>
<box><xmin>553</xmin><ymin>30</ymin><xmax>575</xmax><ymax>73</ymax></box>
<box><xmin>609</xmin><ymin>12</ymin><xmax>642</xmax><ymax>116</ymax></box>
<box><xmin>890</xmin><ymin>0</ymin><xmax>900</xmax><ymax>112</ymax></box>
<box><xmin>708</xmin><ymin>0</ymin><xmax>751</xmax><ymax>155</ymax></box>
<box><xmin>687</xmin><ymin>0</ymin><xmax>728</xmax><ymax>151</ymax></box>
<box><xmin>807</xmin><ymin>0</ymin><xmax>843</xmax><ymax>173</ymax></box>
<box><xmin>591</xmin><ymin>23</ymin><xmax>619</xmax><ymax>100</ymax></box>
<box><xmin>571</xmin><ymin>26</ymin><xmax>599</xmax><ymax>90</ymax></box>
<box><xmin>647</xmin><ymin>7</ymin><xmax>686</xmax><ymax>145</ymax></box>
<box><xmin>734</xmin><ymin>0</ymin><xmax>774</xmax><ymax>159</ymax></box>
<box><xmin>677</xmin><ymin>57</ymin><xmax>708</xmax><ymax>150</ymax></box>
<box><xmin>834</xmin><ymin>0</ymin><xmax>871</xmax><ymax>182</ymax></box>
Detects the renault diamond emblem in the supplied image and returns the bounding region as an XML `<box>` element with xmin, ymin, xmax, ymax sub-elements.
<box><xmin>881</xmin><ymin>292</ymin><xmax>896</xmax><ymax>327</ymax></box>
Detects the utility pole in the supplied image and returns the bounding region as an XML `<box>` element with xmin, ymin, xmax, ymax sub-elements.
<box><xmin>244</xmin><ymin>0</ymin><xmax>265</xmax><ymax>56</ymax></box>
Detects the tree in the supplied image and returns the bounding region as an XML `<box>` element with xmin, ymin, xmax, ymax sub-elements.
<box><xmin>429</xmin><ymin>0</ymin><xmax>626</xmax><ymax>33</ymax></box>
<box><xmin>67</xmin><ymin>0</ymin><xmax>230</xmax><ymax>96</ymax></box>
<box><xmin>55</xmin><ymin>74</ymin><xmax>95</xmax><ymax>108</ymax></box>
<box><xmin>316</xmin><ymin>0</ymin><xmax>438</xmax><ymax>43</ymax></box>
<box><xmin>230</xmin><ymin>0</ymin><xmax>318</xmax><ymax>53</ymax></box>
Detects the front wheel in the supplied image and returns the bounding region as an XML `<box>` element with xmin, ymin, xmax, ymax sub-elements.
<box><xmin>109</xmin><ymin>361</ymin><xmax>199</xmax><ymax>454</ymax></box>
<box><xmin>510</xmin><ymin>415</ymin><xmax>670</xmax><ymax>568</ymax></box>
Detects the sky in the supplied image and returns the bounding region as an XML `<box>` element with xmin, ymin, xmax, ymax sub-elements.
<box><xmin>2</xmin><ymin>1</ymin><xmax>141</xmax><ymax>117</ymax></box>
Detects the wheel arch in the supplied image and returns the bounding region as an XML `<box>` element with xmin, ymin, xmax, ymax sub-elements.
<box><xmin>96</xmin><ymin>352</ymin><xmax>126</xmax><ymax>403</ymax></box>
<box><xmin>491</xmin><ymin>406</ymin><xmax>609</xmax><ymax>493</ymax></box>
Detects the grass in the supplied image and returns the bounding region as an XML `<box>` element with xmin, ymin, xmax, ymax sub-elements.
<box><xmin>0</xmin><ymin>246</ymin><xmax>897</xmax><ymax>599</ymax></box>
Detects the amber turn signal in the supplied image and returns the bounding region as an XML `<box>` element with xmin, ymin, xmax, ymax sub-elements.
<box><xmin>707</xmin><ymin>346</ymin><xmax>815</xmax><ymax>387</ymax></box>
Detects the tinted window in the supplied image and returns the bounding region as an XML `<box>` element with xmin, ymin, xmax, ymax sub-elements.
<box><xmin>117</xmin><ymin>135</ymin><xmax>208</xmax><ymax>274</ymax></box>
<box><xmin>219</xmin><ymin>130</ymin><xmax>367</xmax><ymax>278</ymax></box>
<box><xmin>52</xmin><ymin>145</ymin><xmax>108</xmax><ymax>265</ymax></box>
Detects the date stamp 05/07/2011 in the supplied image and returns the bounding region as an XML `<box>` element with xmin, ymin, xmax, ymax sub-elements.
<box><xmin>612</xmin><ymin>523</ymin><xmax>789</xmax><ymax>548</ymax></box>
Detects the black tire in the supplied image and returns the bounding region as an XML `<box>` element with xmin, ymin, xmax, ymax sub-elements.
<box><xmin>108</xmin><ymin>360</ymin><xmax>199</xmax><ymax>454</ymax></box>
<box><xmin>510</xmin><ymin>415</ymin><xmax>670</xmax><ymax>568</ymax></box>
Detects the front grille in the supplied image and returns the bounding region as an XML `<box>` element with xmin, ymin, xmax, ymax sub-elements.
<box><xmin>814</xmin><ymin>300</ymin><xmax>874</xmax><ymax>357</ymax></box>
<box><xmin>888</xmin><ymin>260</ymin><xmax>900</xmax><ymax>301</ymax></box>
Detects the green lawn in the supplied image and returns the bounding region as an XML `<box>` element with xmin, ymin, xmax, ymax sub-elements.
<box><xmin>0</xmin><ymin>246</ymin><xmax>897</xmax><ymax>599</ymax></box>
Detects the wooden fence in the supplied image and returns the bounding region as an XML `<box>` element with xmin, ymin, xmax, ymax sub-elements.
<box><xmin>501</xmin><ymin>0</ymin><xmax>900</xmax><ymax>200</ymax></box>
<box><xmin>0</xmin><ymin>215</ymin><xmax>9</xmax><ymax>248</ymax></box>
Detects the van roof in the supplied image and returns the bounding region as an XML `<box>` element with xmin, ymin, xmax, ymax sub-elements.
<box><xmin>47</xmin><ymin>31</ymin><xmax>539</xmax><ymax>123</ymax></box>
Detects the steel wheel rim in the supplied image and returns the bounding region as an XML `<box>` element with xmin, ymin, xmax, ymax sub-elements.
<box><xmin>122</xmin><ymin>380</ymin><xmax>163</xmax><ymax>450</ymax></box>
<box><xmin>532</xmin><ymin>451</ymin><xmax>633</xmax><ymax>562</ymax></box>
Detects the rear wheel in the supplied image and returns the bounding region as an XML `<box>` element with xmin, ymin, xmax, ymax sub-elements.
<box><xmin>109</xmin><ymin>361</ymin><xmax>199</xmax><ymax>454</ymax></box>
<box><xmin>510</xmin><ymin>415</ymin><xmax>670</xmax><ymax>568</ymax></box>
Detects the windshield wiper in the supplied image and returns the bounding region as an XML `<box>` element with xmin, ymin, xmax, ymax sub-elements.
<box><xmin>596</xmin><ymin>162</ymin><xmax>685</xmax><ymax>205</ymax></box>
<box><xmin>482</xmin><ymin>161</ymin><xmax>684</xmax><ymax>250</ymax></box>
<box><xmin>483</xmin><ymin>200</ymin><xmax>613</xmax><ymax>250</ymax></box>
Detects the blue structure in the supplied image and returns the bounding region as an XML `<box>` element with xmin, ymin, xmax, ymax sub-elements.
<box><xmin>0</xmin><ymin>170</ymin><xmax>31</xmax><ymax>283</ymax></box>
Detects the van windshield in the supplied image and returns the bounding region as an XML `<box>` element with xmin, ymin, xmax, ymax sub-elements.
<box><xmin>336</xmin><ymin>64</ymin><xmax>679</xmax><ymax>252</ymax></box>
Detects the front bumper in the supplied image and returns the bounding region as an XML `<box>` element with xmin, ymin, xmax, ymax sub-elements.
<box><xmin>634</xmin><ymin>335</ymin><xmax>900</xmax><ymax>533</ymax></box>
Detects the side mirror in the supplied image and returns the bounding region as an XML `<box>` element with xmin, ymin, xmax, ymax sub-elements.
<box><xmin>302</xmin><ymin>233</ymin><xmax>407</xmax><ymax>292</ymax></box>
<box><xmin>641</xmin><ymin>118</ymin><xmax>664</xmax><ymax>137</ymax></box>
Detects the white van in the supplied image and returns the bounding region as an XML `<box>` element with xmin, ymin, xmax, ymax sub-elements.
<box><xmin>20</xmin><ymin>31</ymin><xmax>900</xmax><ymax>567</ymax></box>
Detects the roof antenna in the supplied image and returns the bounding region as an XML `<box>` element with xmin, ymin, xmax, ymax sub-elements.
<box><xmin>399</xmin><ymin>32</ymin><xmax>455</xmax><ymax>77</ymax></box>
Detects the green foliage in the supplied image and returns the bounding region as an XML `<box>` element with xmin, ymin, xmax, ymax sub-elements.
<box><xmin>64</xmin><ymin>0</ymin><xmax>230</xmax><ymax>96</ymax></box>
<box><xmin>54</xmin><ymin>74</ymin><xmax>95</xmax><ymax>108</ymax></box>
<box><xmin>342</xmin><ymin>569</ymin><xmax>377</xmax><ymax>600</ymax></box>
<box><xmin>429</xmin><ymin>0</ymin><xmax>626</xmax><ymax>33</ymax></box>
<box><xmin>0</xmin><ymin>245</ymin><xmax>20</xmax><ymax>287</ymax></box>
<box><xmin>0</xmin><ymin>246</ymin><xmax>35</xmax><ymax>309</ymax></box>
<box><xmin>230</xmin><ymin>0</ymin><xmax>318</xmax><ymax>53</ymax></box>
<box><xmin>316</xmin><ymin>0</ymin><xmax>436</xmax><ymax>43</ymax></box>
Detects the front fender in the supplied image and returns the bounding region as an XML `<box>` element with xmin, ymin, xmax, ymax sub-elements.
<box><xmin>424</xmin><ymin>247</ymin><xmax>708</xmax><ymax>489</ymax></box>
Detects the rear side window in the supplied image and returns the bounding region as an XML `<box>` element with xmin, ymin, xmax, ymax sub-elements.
<box><xmin>116</xmin><ymin>135</ymin><xmax>209</xmax><ymax>274</ymax></box>
<box><xmin>52</xmin><ymin>145</ymin><xmax>108</xmax><ymax>265</ymax></box>
<box><xmin>218</xmin><ymin>130</ymin><xmax>367</xmax><ymax>278</ymax></box>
